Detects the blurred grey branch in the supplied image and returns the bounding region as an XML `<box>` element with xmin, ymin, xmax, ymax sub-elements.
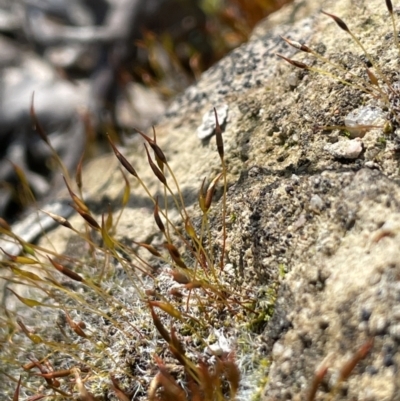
<box><xmin>26</xmin><ymin>0</ymin><xmax>143</xmax><ymax>45</ymax></box>
<box><xmin>0</xmin><ymin>0</ymin><xmax>209</xmax><ymax>221</ymax></box>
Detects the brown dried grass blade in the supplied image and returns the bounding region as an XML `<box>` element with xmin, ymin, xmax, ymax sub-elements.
<box><xmin>223</xmin><ymin>353</ymin><xmax>240</xmax><ymax>397</ymax></box>
<box><xmin>101</xmin><ymin>214</ymin><xmax>115</xmax><ymax>250</ymax></box>
<box><xmin>70</xmin><ymin>204</ymin><xmax>100</xmax><ymax>230</ymax></box>
<box><xmin>47</xmin><ymin>256</ymin><xmax>84</xmax><ymax>283</ymax></box>
<box><xmin>36</xmin><ymin>369</ymin><xmax>72</xmax><ymax>380</ymax></box>
<box><xmin>366</xmin><ymin>68</ymin><xmax>379</xmax><ymax>86</ymax></box>
<box><xmin>205</xmin><ymin>173</ymin><xmax>222</xmax><ymax>211</ymax></box>
<box><xmin>149</xmin><ymin>300</ymin><xmax>183</xmax><ymax>320</ymax></box>
<box><xmin>149</xmin><ymin>303</ymin><xmax>171</xmax><ymax>343</ymax></box>
<box><xmin>154</xmin><ymin>197</ymin><xmax>166</xmax><ymax>234</ymax></box>
<box><xmin>154</xmin><ymin>357</ymin><xmax>187</xmax><ymax>401</ymax></box>
<box><xmin>338</xmin><ymin>338</ymin><xmax>374</xmax><ymax>383</ymax></box>
<box><xmin>1</xmin><ymin>248</ymin><xmax>37</xmax><ymax>265</ymax></box>
<box><xmin>110</xmin><ymin>374</ymin><xmax>130</xmax><ymax>401</ymax></box>
<box><xmin>386</xmin><ymin>0</ymin><xmax>400</xmax><ymax>53</ymax></box>
<box><xmin>321</xmin><ymin>10</ymin><xmax>350</xmax><ymax>33</ymax></box>
<box><xmin>144</xmin><ymin>143</ymin><xmax>167</xmax><ymax>186</ymax></box>
<box><xmin>163</xmin><ymin>243</ymin><xmax>188</xmax><ymax>269</ymax></box>
<box><xmin>8</xmin><ymin>289</ymin><xmax>45</xmax><ymax>308</ymax></box>
<box><xmin>75</xmin><ymin>152</ymin><xmax>84</xmax><ymax>192</ymax></box>
<box><xmin>214</xmin><ymin>107</ymin><xmax>224</xmax><ymax>160</ymax></box>
<box><xmin>198</xmin><ymin>360</ymin><xmax>213</xmax><ymax>399</ymax></box>
<box><xmin>169</xmin><ymin>269</ymin><xmax>190</xmax><ymax>284</ymax></box>
<box><xmin>184</xmin><ymin>217</ymin><xmax>197</xmax><ymax>240</ymax></box>
<box><xmin>107</xmin><ymin>135</ymin><xmax>138</xmax><ymax>178</ymax></box>
<box><xmin>276</xmin><ymin>53</ymin><xmax>309</xmax><ymax>69</ymax></box>
<box><xmin>307</xmin><ymin>365</ymin><xmax>328</xmax><ymax>401</ymax></box>
<box><xmin>280</xmin><ymin>36</ymin><xmax>312</xmax><ymax>52</ymax></box>
<box><xmin>170</xmin><ymin>325</ymin><xmax>186</xmax><ymax>357</ymax></box>
<box><xmin>63</xmin><ymin>176</ymin><xmax>89</xmax><ymax>213</ymax></box>
<box><xmin>40</xmin><ymin>209</ymin><xmax>73</xmax><ymax>230</ymax></box>
<box><xmin>72</xmin><ymin>368</ymin><xmax>97</xmax><ymax>401</ymax></box>
<box><xmin>65</xmin><ymin>311</ymin><xmax>88</xmax><ymax>339</ymax></box>
<box><xmin>13</xmin><ymin>375</ymin><xmax>21</xmax><ymax>401</ymax></box>
<box><xmin>133</xmin><ymin>241</ymin><xmax>162</xmax><ymax>257</ymax></box>
<box><xmin>16</xmin><ymin>318</ymin><xmax>43</xmax><ymax>344</ymax></box>
<box><xmin>198</xmin><ymin>177</ymin><xmax>207</xmax><ymax>213</ymax></box>
<box><xmin>136</xmin><ymin>127</ymin><xmax>167</xmax><ymax>165</ymax></box>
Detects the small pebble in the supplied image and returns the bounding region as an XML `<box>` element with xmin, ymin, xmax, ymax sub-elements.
<box><xmin>365</xmin><ymin>161</ymin><xmax>380</xmax><ymax>169</ymax></box>
<box><xmin>287</xmin><ymin>72</ymin><xmax>300</xmax><ymax>87</ymax></box>
<box><xmin>324</xmin><ymin>138</ymin><xmax>363</xmax><ymax>159</ymax></box>
<box><xmin>272</xmin><ymin>342</ymin><xmax>284</xmax><ymax>360</ymax></box>
<box><xmin>309</xmin><ymin>194</ymin><xmax>324</xmax><ymax>214</ymax></box>
<box><xmin>344</xmin><ymin>106</ymin><xmax>385</xmax><ymax>137</ymax></box>
<box><xmin>280</xmin><ymin>361</ymin><xmax>291</xmax><ymax>377</ymax></box>
<box><xmin>281</xmin><ymin>348</ymin><xmax>293</xmax><ymax>360</ymax></box>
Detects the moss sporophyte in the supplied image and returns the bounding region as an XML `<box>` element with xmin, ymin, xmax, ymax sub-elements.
<box><xmin>0</xmin><ymin>104</ymin><xmax>271</xmax><ymax>400</ymax></box>
<box><xmin>278</xmin><ymin>1</ymin><xmax>400</xmax><ymax>147</ymax></box>
<box><xmin>1</xmin><ymin>102</ymin><xmax>375</xmax><ymax>401</ymax></box>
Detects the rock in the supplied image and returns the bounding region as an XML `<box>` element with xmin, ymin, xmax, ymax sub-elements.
<box><xmin>344</xmin><ymin>105</ymin><xmax>386</xmax><ymax>138</ymax></box>
<box><xmin>196</xmin><ymin>103</ymin><xmax>229</xmax><ymax>140</ymax></box>
<box><xmin>324</xmin><ymin>138</ymin><xmax>363</xmax><ymax>159</ymax></box>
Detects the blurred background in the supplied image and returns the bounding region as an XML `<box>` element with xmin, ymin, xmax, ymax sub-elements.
<box><xmin>0</xmin><ymin>0</ymin><xmax>292</xmax><ymax>222</ymax></box>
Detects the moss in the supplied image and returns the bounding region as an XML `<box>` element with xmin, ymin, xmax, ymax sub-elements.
<box><xmin>278</xmin><ymin>263</ymin><xmax>287</xmax><ymax>278</ymax></box>
<box><xmin>0</xmin><ymin>119</ymin><xmax>274</xmax><ymax>400</ymax></box>
<box><xmin>247</xmin><ymin>285</ymin><xmax>278</xmax><ymax>333</ymax></box>
<box><xmin>250</xmin><ymin>359</ymin><xmax>271</xmax><ymax>401</ymax></box>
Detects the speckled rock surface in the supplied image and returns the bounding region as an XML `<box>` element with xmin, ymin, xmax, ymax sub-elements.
<box><xmin>228</xmin><ymin>168</ymin><xmax>400</xmax><ymax>400</ymax></box>
<box><xmin>4</xmin><ymin>0</ymin><xmax>400</xmax><ymax>399</ymax></box>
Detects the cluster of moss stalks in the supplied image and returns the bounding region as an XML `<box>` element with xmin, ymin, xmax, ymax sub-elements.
<box><xmin>1</xmin><ymin>2</ymin><xmax>384</xmax><ymax>399</ymax></box>
<box><xmin>0</xmin><ymin>104</ymin><xmax>278</xmax><ymax>401</ymax></box>
<box><xmin>0</xmin><ymin>3</ymin><xmax>295</xmax><ymax>400</ymax></box>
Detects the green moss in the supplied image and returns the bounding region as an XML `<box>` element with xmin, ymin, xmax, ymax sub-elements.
<box><xmin>247</xmin><ymin>285</ymin><xmax>278</xmax><ymax>333</ymax></box>
<box><xmin>278</xmin><ymin>263</ymin><xmax>287</xmax><ymax>278</ymax></box>
<box><xmin>251</xmin><ymin>360</ymin><xmax>271</xmax><ymax>401</ymax></box>
<box><xmin>377</xmin><ymin>136</ymin><xmax>387</xmax><ymax>146</ymax></box>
